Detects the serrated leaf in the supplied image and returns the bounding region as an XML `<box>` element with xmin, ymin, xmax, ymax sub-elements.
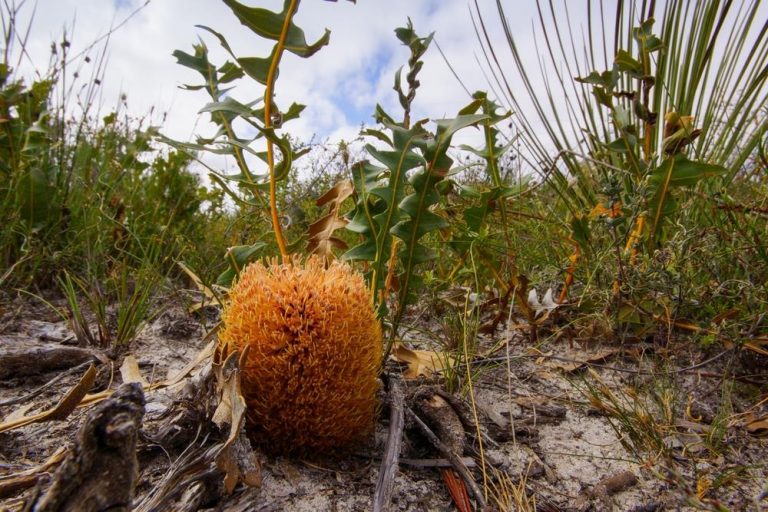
<box><xmin>605</xmin><ymin>137</ymin><xmax>633</xmax><ymax>153</ymax></box>
<box><xmin>366</xmin><ymin>145</ymin><xmax>424</xmax><ymax>174</ymax></box>
<box><xmin>218</xmin><ymin>61</ymin><xmax>244</xmax><ymax>83</ymax></box>
<box><xmin>199</xmin><ymin>97</ymin><xmax>261</xmax><ymax>118</ymax></box>
<box><xmin>223</xmin><ymin>0</ymin><xmax>330</xmax><ymax>58</ymax></box>
<box><xmin>172</xmin><ymin>48</ymin><xmax>210</xmax><ymax>74</ymax></box>
<box><xmin>237</xmin><ymin>49</ymin><xmax>276</xmax><ymax>86</ymax></box>
<box><xmin>615</xmin><ymin>49</ymin><xmax>643</xmax><ymax>76</ymax></box>
<box><xmin>576</xmin><ymin>70</ymin><xmax>614</xmax><ymax>88</ymax></box>
<box><xmin>343</xmin><ymin>239</ymin><xmax>378</xmax><ymax>261</ymax></box>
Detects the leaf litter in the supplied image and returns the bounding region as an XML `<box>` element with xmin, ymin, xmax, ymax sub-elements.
<box><xmin>0</xmin><ymin>294</ymin><xmax>765</xmax><ymax>511</ymax></box>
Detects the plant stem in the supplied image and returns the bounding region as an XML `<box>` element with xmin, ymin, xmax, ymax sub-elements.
<box><xmin>264</xmin><ymin>0</ymin><xmax>298</xmax><ymax>260</ymax></box>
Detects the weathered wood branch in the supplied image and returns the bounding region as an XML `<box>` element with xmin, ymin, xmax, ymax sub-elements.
<box><xmin>373</xmin><ymin>374</ymin><xmax>404</xmax><ymax>512</ymax></box>
<box><xmin>32</xmin><ymin>383</ymin><xmax>145</xmax><ymax>512</ymax></box>
<box><xmin>0</xmin><ymin>337</ymin><xmax>103</xmax><ymax>379</ymax></box>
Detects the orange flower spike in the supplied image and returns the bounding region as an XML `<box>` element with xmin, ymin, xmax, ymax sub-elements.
<box><xmin>219</xmin><ymin>256</ymin><xmax>382</xmax><ymax>455</ymax></box>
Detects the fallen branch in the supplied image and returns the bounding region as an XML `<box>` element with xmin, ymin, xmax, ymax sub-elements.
<box><xmin>0</xmin><ymin>361</ymin><xmax>94</xmax><ymax>407</ymax></box>
<box><xmin>32</xmin><ymin>383</ymin><xmax>146</xmax><ymax>512</ymax></box>
<box><xmin>406</xmin><ymin>407</ymin><xmax>486</xmax><ymax>510</ymax></box>
<box><xmin>373</xmin><ymin>374</ymin><xmax>404</xmax><ymax>512</ymax></box>
<box><xmin>0</xmin><ymin>338</ymin><xmax>103</xmax><ymax>379</ymax></box>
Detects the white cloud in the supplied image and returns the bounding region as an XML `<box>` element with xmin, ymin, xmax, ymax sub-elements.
<box><xmin>23</xmin><ymin>1</ymin><xmax>721</xmax><ymax>179</ymax></box>
<box><xmin>13</xmin><ymin>1</ymin><xmax>525</xmax><ymax>144</ymax></box>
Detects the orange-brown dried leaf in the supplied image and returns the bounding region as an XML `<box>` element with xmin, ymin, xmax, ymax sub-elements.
<box><xmin>307</xmin><ymin>180</ymin><xmax>354</xmax><ymax>260</ymax></box>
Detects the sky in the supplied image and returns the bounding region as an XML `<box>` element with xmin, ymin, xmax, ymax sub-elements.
<box><xmin>8</xmin><ymin>0</ymin><xmax>765</xmax><ymax>181</ymax></box>
<box><xmin>8</xmin><ymin>0</ymin><xmax>547</xmax><ymax>150</ymax></box>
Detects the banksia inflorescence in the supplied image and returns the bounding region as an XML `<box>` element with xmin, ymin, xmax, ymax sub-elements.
<box><xmin>219</xmin><ymin>257</ymin><xmax>382</xmax><ymax>454</ymax></box>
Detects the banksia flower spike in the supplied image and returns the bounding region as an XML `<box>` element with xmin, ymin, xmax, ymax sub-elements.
<box><xmin>219</xmin><ymin>256</ymin><xmax>382</xmax><ymax>454</ymax></box>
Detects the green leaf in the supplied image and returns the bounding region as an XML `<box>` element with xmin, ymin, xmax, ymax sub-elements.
<box><xmin>343</xmin><ymin>124</ymin><xmax>425</xmax><ymax>300</ymax></box>
<box><xmin>343</xmin><ymin>239</ymin><xmax>378</xmax><ymax>261</ymax></box>
<box><xmin>218</xmin><ymin>61</ymin><xmax>244</xmax><ymax>83</ymax></box>
<box><xmin>419</xmin><ymin>114</ymin><xmax>488</xmax><ymax>175</ymax></box>
<box><xmin>216</xmin><ymin>242</ymin><xmax>267</xmax><ymax>286</ymax></box>
<box><xmin>647</xmin><ymin>154</ymin><xmax>727</xmax><ymax>243</ymax></box>
<box><xmin>222</xmin><ymin>0</ymin><xmax>330</xmax><ymax>58</ymax></box>
<box><xmin>576</xmin><ymin>70</ymin><xmax>614</xmax><ymax>88</ymax></box>
<box><xmin>633</xmin><ymin>18</ymin><xmax>663</xmax><ymax>53</ymax></box>
<box><xmin>362</xmin><ymin>128</ymin><xmax>393</xmax><ymax>146</ymax></box>
<box><xmin>366</xmin><ymin>145</ymin><xmax>424</xmax><ymax>174</ymax></box>
<box><xmin>615</xmin><ymin>49</ymin><xmax>642</xmax><ymax>77</ymax></box>
<box><xmin>593</xmin><ymin>87</ymin><xmax>613</xmax><ymax>108</ymax></box>
<box><xmin>251</xmin><ymin>125</ymin><xmax>296</xmax><ymax>181</ymax></box>
<box><xmin>605</xmin><ymin>137</ymin><xmax>632</xmax><ymax>153</ymax></box>
<box><xmin>199</xmin><ymin>97</ymin><xmax>261</xmax><ymax>119</ymax></box>
<box><xmin>394</xmin><ymin>18</ymin><xmax>433</xmax><ymax>59</ymax></box>
<box><xmin>172</xmin><ymin>47</ymin><xmax>211</xmax><ymax>74</ymax></box>
<box><xmin>649</xmin><ymin>154</ymin><xmax>727</xmax><ymax>188</ymax></box>
<box><xmin>237</xmin><ymin>47</ymin><xmax>277</xmax><ymax>85</ymax></box>
<box><xmin>570</xmin><ymin>215</ymin><xmax>591</xmax><ymax>250</ymax></box>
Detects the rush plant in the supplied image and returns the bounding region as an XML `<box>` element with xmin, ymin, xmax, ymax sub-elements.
<box><xmin>471</xmin><ymin>0</ymin><xmax>767</xmax><ymax>297</ymax></box>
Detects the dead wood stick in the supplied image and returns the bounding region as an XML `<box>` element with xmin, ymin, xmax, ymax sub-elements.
<box><xmin>0</xmin><ymin>361</ymin><xmax>94</xmax><ymax>407</ymax></box>
<box><xmin>406</xmin><ymin>407</ymin><xmax>487</xmax><ymax>510</ymax></box>
<box><xmin>373</xmin><ymin>374</ymin><xmax>404</xmax><ymax>512</ymax></box>
<box><xmin>0</xmin><ymin>447</ymin><xmax>67</xmax><ymax>500</ymax></box>
<box><xmin>0</xmin><ymin>338</ymin><xmax>104</xmax><ymax>379</ymax></box>
<box><xmin>400</xmin><ymin>457</ymin><xmax>477</xmax><ymax>469</ymax></box>
<box><xmin>32</xmin><ymin>383</ymin><xmax>145</xmax><ymax>512</ymax></box>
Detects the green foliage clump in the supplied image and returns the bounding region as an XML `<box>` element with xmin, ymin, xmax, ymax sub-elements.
<box><xmin>0</xmin><ymin>3</ymin><xmax>235</xmax><ymax>322</ymax></box>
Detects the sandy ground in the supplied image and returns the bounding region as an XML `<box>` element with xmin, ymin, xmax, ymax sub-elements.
<box><xmin>0</xmin><ymin>293</ymin><xmax>765</xmax><ymax>511</ymax></box>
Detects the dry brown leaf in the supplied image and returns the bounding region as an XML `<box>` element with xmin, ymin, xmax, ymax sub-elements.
<box><xmin>744</xmin><ymin>339</ymin><xmax>768</xmax><ymax>356</ymax></box>
<box><xmin>746</xmin><ymin>416</ymin><xmax>768</xmax><ymax>436</ymax></box>
<box><xmin>391</xmin><ymin>343</ymin><xmax>455</xmax><ymax>379</ymax></box>
<box><xmin>2</xmin><ymin>403</ymin><xmax>34</xmax><ymax>423</ymax></box>
<box><xmin>0</xmin><ymin>364</ymin><xmax>96</xmax><ymax>433</ymax></box>
<box><xmin>316</xmin><ymin>178</ymin><xmax>355</xmax><ymax>208</ymax></box>
<box><xmin>178</xmin><ymin>261</ymin><xmax>223</xmax><ymax>311</ymax></box>
<box><xmin>79</xmin><ymin>340</ymin><xmax>217</xmax><ymax>408</ymax></box>
<box><xmin>307</xmin><ymin>213</ymin><xmax>349</xmax><ymax>257</ymax></box>
<box><xmin>543</xmin><ymin>348</ymin><xmax>621</xmax><ymax>373</ymax></box>
<box><xmin>0</xmin><ymin>447</ymin><xmax>67</xmax><ymax>499</ymax></box>
<box><xmin>307</xmin><ymin>179</ymin><xmax>354</xmax><ymax>260</ymax></box>
<box><xmin>212</xmin><ymin>351</ymin><xmax>244</xmax><ymax>432</ymax></box>
<box><xmin>120</xmin><ymin>355</ymin><xmax>149</xmax><ymax>386</ymax></box>
<box><xmin>213</xmin><ymin>347</ymin><xmax>260</xmax><ymax>494</ymax></box>
<box><xmin>162</xmin><ymin>340</ymin><xmax>217</xmax><ymax>388</ymax></box>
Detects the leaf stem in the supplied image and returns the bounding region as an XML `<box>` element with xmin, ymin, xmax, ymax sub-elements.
<box><xmin>264</xmin><ymin>0</ymin><xmax>298</xmax><ymax>260</ymax></box>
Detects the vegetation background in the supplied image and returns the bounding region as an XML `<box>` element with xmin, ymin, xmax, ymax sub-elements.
<box><xmin>0</xmin><ymin>0</ymin><xmax>766</xmax><ymax>509</ymax></box>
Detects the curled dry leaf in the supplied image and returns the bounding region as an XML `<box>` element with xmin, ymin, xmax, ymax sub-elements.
<box><xmin>744</xmin><ymin>337</ymin><xmax>768</xmax><ymax>356</ymax></box>
<box><xmin>120</xmin><ymin>355</ymin><xmax>149</xmax><ymax>387</ymax></box>
<box><xmin>391</xmin><ymin>343</ymin><xmax>456</xmax><ymax>379</ymax></box>
<box><xmin>213</xmin><ymin>347</ymin><xmax>261</xmax><ymax>494</ymax></box>
<box><xmin>79</xmin><ymin>340</ymin><xmax>216</xmax><ymax>409</ymax></box>
<box><xmin>746</xmin><ymin>415</ymin><xmax>768</xmax><ymax>437</ymax></box>
<box><xmin>527</xmin><ymin>288</ymin><xmax>558</xmax><ymax>317</ymax></box>
<box><xmin>539</xmin><ymin>348</ymin><xmax>621</xmax><ymax>373</ymax></box>
<box><xmin>307</xmin><ymin>179</ymin><xmax>354</xmax><ymax>260</ymax></box>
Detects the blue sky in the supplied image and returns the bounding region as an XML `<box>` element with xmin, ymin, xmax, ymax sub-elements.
<box><xmin>13</xmin><ymin>0</ymin><xmax>767</xmax><ymax>180</ymax></box>
<box><xmin>13</xmin><ymin>0</ymin><xmax>526</xmax><ymax>145</ymax></box>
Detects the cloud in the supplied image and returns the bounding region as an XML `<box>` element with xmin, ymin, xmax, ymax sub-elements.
<box><xmin>13</xmin><ymin>0</ymin><xmax>562</xmax><ymax>181</ymax></box>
